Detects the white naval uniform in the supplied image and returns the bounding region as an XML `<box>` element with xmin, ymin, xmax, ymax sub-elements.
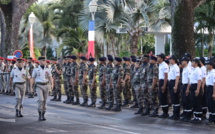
<box><xmin>10</xmin><ymin>67</ymin><xmax>29</xmax><ymax>110</ymax></box>
<box><xmin>32</xmin><ymin>65</ymin><xmax>52</xmax><ymax>112</ymax></box>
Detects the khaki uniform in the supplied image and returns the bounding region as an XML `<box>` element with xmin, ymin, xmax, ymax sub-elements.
<box><xmin>32</xmin><ymin>66</ymin><xmax>52</xmax><ymax>113</ymax></box>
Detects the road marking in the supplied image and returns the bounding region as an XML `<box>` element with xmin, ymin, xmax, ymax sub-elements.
<box><xmin>0</xmin><ymin>118</ymin><xmax>15</xmax><ymax>123</ymax></box>
<box><xmin>45</xmin><ymin>128</ymin><xmax>68</xmax><ymax>133</ymax></box>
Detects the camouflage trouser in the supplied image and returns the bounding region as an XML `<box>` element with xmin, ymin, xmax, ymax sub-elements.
<box><xmin>89</xmin><ymin>81</ymin><xmax>97</xmax><ymax>103</ymax></box>
<box><xmin>141</xmin><ymin>82</ymin><xmax>149</xmax><ymax>109</ymax></box>
<box><xmin>79</xmin><ymin>79</ymin><xmax>88</xmax><ymax>100</ymax></box>
<box><xmin>122</xmin><ymin>80</ymin><xmax>131</xmax><ymax>101</ymax></box>
<box><xmin>133</xmin><ymin>84</ymin><xmax>143</xmax><ymax>108</ymax></box>
<box><xmin>131</xmin><ymin>83</ymin><xmax>137</xmax><ymax>102</ymax></box>
<box><xmin>63</xmin><ymin>77</ymin><xmax>68</xmax><ymax>95</ymax></box>
<box><xmin>99</xmin><ymin>82</ymin><xmax>106</xmax><ymax>103</ymax></box>
<box><xmin>53</xmin><ymin>79</ymin><xmax>62</xmax><ymax>97</ymax></box>
<box><xmin>106</xmin><ymin>84</ymin><xmax>114</xmax><ymax>104</ymax></box>
<box><xmin>72</xmin><ymin>79</ymin><xmax>79</xmax><ymax>98</ymax></box>
<box><xmin>113</xmin><ymin>83</ymin><xmax>122</xmax><ymax>105</ymax></box>
<box><xmin>66</xmin><ymin>77</ymin><xmax>73</xmax><ymax>97</ymax></box>
<box><xmin>147</xmin><ymin>82</ymin><xmax>159</xmax><ymax>110</ymax></box>
<box><xmin>0</xmin><ymin>74</ymin><xmax>4</xmax><ymax>91</ymax></box>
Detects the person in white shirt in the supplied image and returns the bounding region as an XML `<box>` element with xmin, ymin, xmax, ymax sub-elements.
<box><xmin>184</xmin><ymin>53</ymin><xmax>192</xmax><ymax>69</ymax></box>
<box><xmin>168</xmin><ymin>55</ymin><xmax>180</xmax><ymax>120</ymax></box>
<box><xmin>157</xmin><ymin>53</ymin><xmax>169</xmax><ymax>118</ymax></box>
<box><xmin>199</xmin><ymin>57</ymin><xmax>207</xmax><ymax>119</ymax></box>
<box><xmin>32</xmin><ymin>56</ymin><xmax>53</xmax><ymax>121</ymax></box>
<box><xmin>189</xmin><ymin>59</ymin><xmax>202</xmax><ymax>124</ymax></box>
<box><xmin>205</xmin><ymin>60</ymin><xmax>215</xmax><ymax>125</ymax></box>
<box><xmin>10</xmin><ymin>58</ymin><xmax>29</xmax><ymax>117</ymax></box>
<box><xmin>180</xmin><ymin>56</ymin><xmax>192</xmax><ymax>122</ymax></box>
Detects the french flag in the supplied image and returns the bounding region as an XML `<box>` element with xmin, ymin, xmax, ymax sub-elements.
<box><xmin>87</xmin><ymin>21</ymin><xmax>95</xmax><ymax>58</ymax></box>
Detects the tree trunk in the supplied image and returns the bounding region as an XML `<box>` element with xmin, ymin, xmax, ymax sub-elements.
<box><xmin>130</xmin><ymin>35</ymin><xmax>138</xmax><ymax>55</ymax></box>
<box><xmin>171</xmin><ymin>0</ymin><xmax>206</xmax><ymax>58</ymax></box>
<box><xmin>0</xmin><ymin>0</ymin><xmax>37</xmax><ymax>56</ymax></box>
<box><xmin>0</xmin><ymin>9</ymin><xmax>5</xmax><ymax>57</ymax></box>
<box><xmin>208</xmin><ymin>33</ymin><xmax>214</xmax><ymax>58</ymax></box>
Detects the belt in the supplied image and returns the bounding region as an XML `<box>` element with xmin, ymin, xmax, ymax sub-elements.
<box><xmin>169</xmin><ymin>79</ymin><xmax>175</xmax><ymax>81</ymax></box>
<box><xmin>183</xmin><ymin>84</ymin><xmax>188</xmax><ymax>85</ymax></box>
<box><xmin>206</xmin><ymin>85</ymin><xmax>213</xmax><ymax>87</ymax></box>
<box><xmin>14</xmin><ymin>82</ymin><xmax>26</xmax><ymax>85</ymax></box>
<box><xmin>36</xmin><ymin>82</ymin><xmax>49</xmax><ymax>85</ymax></box>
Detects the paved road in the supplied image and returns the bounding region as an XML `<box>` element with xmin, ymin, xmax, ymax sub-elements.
<box><xmin>0</xmin><ymin>95</ymin><xmax>215</xmax><ymax>134</ymax></box>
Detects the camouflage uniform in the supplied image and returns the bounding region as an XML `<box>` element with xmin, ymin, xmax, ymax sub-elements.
<box><xmin>132</xmin><ymin>67</ymin><xmax>142</xmax><ymax>110</ymax></box>
<box><xmin>62</xmin><ymin>63</ymin><xmax>69</xmax><ymax>103</ymax></box>
<box><xmin>65</xmin><ymin>62</ymin><xmax>74</xmax><ymax>103</ymax></box>
<box><xmin>122</xmin><ymin>63</ymin><xmax>131</xmax><ymax>105</ymax></box>
<box><xmin>111</xmin><ymin>64</ymin><xmax>124</xmax><ymax>110</ymax></box>
<box><xmin>88</xmin><ymin>64</ymin><xmax>97</xmax><ymax>104</ymax></box>
<box><xmin>140</xmin><ymin>63</ymin><xmax>149</xmax><ymax>109</ymax></box>
<box><xmin>105</xmin><ymin>63</ymin><xmax>114</xmax><ymax>105</ymax></box>
<box><xmin>130</xmin><ymin>63</ymin><xmax>137</xmax><ymax>103</ymax></box>
<box><xmin>79</xmin><ymin>62</ymin><xmax>89</xmax><ymax>104</ymax></box>
<box><xmin>98</xmin><ymin>64</ymin><xmax>106</xmax><ymax>105</ymax></box>
<box><xmin>71</xmin><ymin>61</ymin><xmax>80</xmax><ymax>104</ymax></box>
<box><xmin>51</xmin><ymin>64</ymin><xmax>62</xmax><ymax>101</ymax></box>
<box><xmin>145</xmin><ymin>64</ymin><xmax>159</xmax><ymax>113</ymax></box>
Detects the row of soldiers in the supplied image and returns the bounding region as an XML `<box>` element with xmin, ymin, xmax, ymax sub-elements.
<box><xmin>1</xmin><ymin>53</ymin><xmax>215</xmax><ymax>125</ymax></box>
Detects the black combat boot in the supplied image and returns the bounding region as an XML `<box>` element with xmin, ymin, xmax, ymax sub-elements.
<box><xmin>72</xmin><ymin>98</ymin><xmax>80</xmax><ymax>105</ymax></box>
<box><xmin>105</xmin><ymin>103</ymin><xmax>113</xmax><ymax>110</ymax></box>
<box><xmin>19</xmin><ymin>111</ymin><xmax>24</xmax><ymax>117</ymax></box>
<box><xmin>80</xmin><ymin>99</ymin><xmax>88</xmax><ymax>106</ymax></box>
<box><xmin>16</xmin><ymin>109</ymin><xmax>19</xmax><ymax>117</ymax></box>
<box><xmin>98</xmin><ymin>102</ymin><xmax>106</xmax><ymax>109</ymax></box>
<box><xmin>149</xmin><ymin>108</ymin><xmax>159</xmax><ymax>117</ymax></box>
<box><xmin>63</xmin><ymin>95</ymin><xmax>70</xmax><ymax>103</ymax></box>
<box><xmin>50</xmin><ymin>95</ymin><xmax>57</xmax><ymax>101</ymax></box>
<box><xmin>135</xmin><ymin>107</ymin><xmax>143</xmax><ymax>114</ymax></box>
<box><xmin>28</xmin><ymin>93</ymin><xmax>34</xmax><ymax>98</ymax></box>
<box><xmin>130</xmin><ymin>103</ymin><xmax>138</xmax><ymax>108</ymax></box>
<box><xmin>41</xmin><ymin>112</ymin><xmax>46</xmax><ymax>121</ymax></box>
<box><xmin>142</xmin><ymin>108</ymin><xmax>150</xmax><ymax>116</ymax></box>
<box><xmin>56</xmin><ymin>95</ymin><xmax>61</xmax><ymax>101</ymax></box>
<box><xmin>38</xmin><ymin>112</ymin><xmax>42</xmax><ymax>121</ymax></box>
<box><xmin>122</xmin><ymin>100</ymin><xmax>129</xmax><ymax>107</ymax></box>
<box><xmin>111</xmin><ymin>103</ymin><xmax>121</xmax><ymax>112</ymax></box>
<box><xmin>66</xmin><ymin>96</ymin><xmax>74</xmax><ymax>104</ymax></box>
<box><xmin>88</xmin><ymin>102</ymin><xmax>96</xmax><ymax>107</ymax></box>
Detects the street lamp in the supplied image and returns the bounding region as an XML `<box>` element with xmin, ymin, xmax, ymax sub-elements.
<box><xmin>87</xmin><ymin>0</ymin><xmax>98</xmax><ymax>58</ymax></box>
<box><xmin>28</xmin><ymin>12</ymin><xmax>36</xmax><ymax>59</ymax></box>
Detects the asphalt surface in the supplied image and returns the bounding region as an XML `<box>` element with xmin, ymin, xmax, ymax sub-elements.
<box><xmin>0</xmin><ymin>94</ymin><xmax>215</xmax><ymax>134</ymax></box>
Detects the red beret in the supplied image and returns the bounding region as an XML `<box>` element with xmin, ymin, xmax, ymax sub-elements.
<box><xmin>46</xmin><ymin>60</ymin><xmax>50</xmax><ymax>63</ymax></box>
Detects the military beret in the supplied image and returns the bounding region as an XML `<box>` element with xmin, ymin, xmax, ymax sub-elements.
<box><xmin>122</xmin><ymin>57</ymin><xmax>127</xmax><ymax>61</ymax></box>
<box><xmin>150</xmin><ymin>56</ymin><xmax>157</xmax><ymax>61</ymax></box>
<box><xmin>107</xmin><ymin>55</ymin><xmax>113</xmax><ymax>58</ymax></box>
<box><xmin>46</xmin><ymin>60</ymin><xmax>50</xmax><ymax>63</ymax></box>
<box><xmin>80</xmin><ymin>56</ymin><xmax>87</xmax><ymax>61</ymax></box>
<box><xmin>143</xmin><ymin>55</ymin><xmax>149</xmax><ymax>58</ymax></box>
<box><xmin>103</xmin><ymin>57</ymin><xmax>107</xmax><ymax>61</ymax></box>
<box><xmin>165</xmin><ymin>59</ymin><xmax>169</xmax><ymax>64</ymax></box>
<box><xmin>136</xmin><ymin>59</ymin><xmax>141</xmax><ymax>63</ymax></box>
<box><xmin>99</xmin><ymin>57</ymin><xmax>105</xmax><ymax>61</ymax></box>
<box><xmin>89</xmin><ymin>58</ymin><xmax>95</xmax><ymax>62</ymax></box>
<box><xmin>131</xmin><ymin>58</ymin><xmax>136</xmax><ymax>62</ymax></box>
<box><xmin>181</xmin><ymin>56</ymin><xmax>189</xmax><ymax>62</ymax></box>
<box><xmin>115</xmin><ymin>57</ymin><xmax>122</xmax><ymax>62</ymax></box>
<box><xmin>157</xmin><ymin>53</ymin><xmax>166</xmax><ymax>60</ymax></box>
<box><xmin>38</xmin><ymin>56</ymin><xmax>45</xmax><ymax>60</ymax></box>
<box><xmin>0</xmin><ymin>57</ymin><xmax>4</xmax><ymax>60</ymax></box>
<box><xmin>108</xmin><ymin>57</ymin><xmax>114</xmax><ymax>62</ymax></box>
<box><xmin>71</xmin><ymin>55</ymin><xmax>77</xmax><ymax>60</ymax></box>
<box><xmin>130</xmin><ymin>56</ymin><xmax>136</xmax><ymax>59</ymax></box>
